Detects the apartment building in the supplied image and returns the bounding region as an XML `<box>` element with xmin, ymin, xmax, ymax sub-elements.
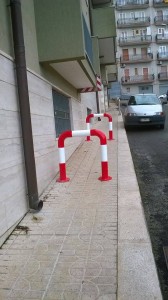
<box><xmin>0</xmin><ymin>0</ymin><xmax>116</xmax><ymax>245</ymax></box>
<box><xmin>115</xmin><ymin>0</ymin><xmax>168</xmax><ymax>96</ymax></box>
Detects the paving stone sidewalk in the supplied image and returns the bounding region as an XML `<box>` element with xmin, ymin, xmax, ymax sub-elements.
<box><xmin>0</xmin><ymin>107</ymin><xmax>118</xmax><ymax>300</ymax></box>
<box><xmin>0</xmin><ymin>104</ymin><xmax>162</xmax><ymax>299</ymax></box>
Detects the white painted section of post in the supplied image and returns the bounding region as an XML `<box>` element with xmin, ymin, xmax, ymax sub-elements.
<box><xmin>109</xmin><ymin>122</ymin><xmax>113</xmax><ymax>131</ymax></box>
<box><xmin>101</xmin><ymin>145</ymin><xmax>108</xmax><ymax>162</ymax></box>
<box><xmin>87</xmin><ymin>123</ymin><xmax>90</xmax><ymax>130</ymax></box>
<box><xmin>72</xmin><ymin>130</ymin><xmax>90</xmax><ymax>137</ymax></box>
<box><xmin>59</xmin><ymin>148</ymin><xmax>65</xmax><ymax>163</ymax></box>
<box><xmin>94</xmin><ymin>113</ymin><xmax>104</xmax><ymax>117</ymax></box>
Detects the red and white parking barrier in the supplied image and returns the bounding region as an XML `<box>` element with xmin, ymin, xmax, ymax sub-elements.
<box><xmin>86</xmin><ymin>113</ymin><xmax>114</xmax><ymax>141</ymax></box>
<box><xmin>57</xmin><ymin>129</ymin><xmax>112</xmax><ymax>183</ymax></box>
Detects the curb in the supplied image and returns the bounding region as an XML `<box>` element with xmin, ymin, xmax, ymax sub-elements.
<box><xmin>117</xmin><ymin>114</ymin><xmax>162</xmax><ymax>299</ymax></box>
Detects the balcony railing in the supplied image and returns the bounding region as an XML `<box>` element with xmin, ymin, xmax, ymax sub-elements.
<box><xmin>156</xmin><ymin>33</ymin><xmax>168</xmax><ymax>43</ymax></box>
<box><xmin>121</xmin><ymin>74</ymin><xmax>154</xmax><ymax>84</ymax></box>
<box><xmin>83</xmin><ymin>15</ymin><xmax>93</xmax><ymax>64</ymax></box>
<box><xmin>117</xmin><ymin>17</ymin><xmax>150</xmax><ymax>28</ymax></box>
<box><xmin>153</xmin><ymin>0</ymin><xmax>168</xmax><ymax>7</ymax></box>
<box><xmin>116</xmin><ymin>0</ymin><xmax>149</xmax><ymax>10</ymax></box>
<box><xmin>120</xmin><ymin>53</ymin><xmax>153</xmax><ymax>63</ymax></box>
<box><xmin>157</xmin><ymin>52</ymin><xmax>168</xmax><ymax>60</ymax></box>
<box><xmin>154</xmin><ymin>15</ymin><xmax>168</xmax><ymax>25</ymax></box>
<box><xmin>119</xmin><ymin>35</ymin><xmax>152</xmax><ymax>46</ymax></box>
<box><xmin>158</xmin><ymin>72</ymin><xmax>168</xmax><ymax>80</ymax></box>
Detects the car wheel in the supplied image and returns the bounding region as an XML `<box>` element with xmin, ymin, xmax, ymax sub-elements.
<box><xmin>160</xmin><ymin>124</ymin><xmax>165</xmax><ymax>129</ymax></box>
<box><xmin>124</xmin><ymin>124</ymin><xmax>129</xmax><ymax>130</ymax></box>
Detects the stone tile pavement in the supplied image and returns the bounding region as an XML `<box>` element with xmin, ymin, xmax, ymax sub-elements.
<box><xmin>0</xmin><ymin>103</ymin><xmax>162</xmax><ymax>299</ymax></box>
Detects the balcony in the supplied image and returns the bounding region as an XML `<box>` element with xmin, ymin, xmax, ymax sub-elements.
<box><xmin>116</xmin><ymin>0</ymin><xmax>149</xmax><ymax>10</ymax></box>
<box><xmin>157</xmin><ymin>52</ymin><xmax>168</xmax><ymax>60</ymax></box>
<box><xmin>91</xmin><ymin>0</ymin><xmax>111</xmax><ymax>7</ymax></box>
<box><xmin>158</xmin><ymin>72</ymin><xmax>168</xmax><ymax>80</ymax></box>
<box><xmin>156</xmin><ymin>33</ymin><xmax>168</xmax><ymax>43</ymax></box>
<box><xmin>119</xmin><ymin>35</ymin><xmax>152</xmax><ymax>46</ymax></box>
<box><xmin>153</xmin><ymin>0</ymin><xmax>168</xmax><ymax>7</ymax></box>
<box><xmin>154</xmin><ymin>15</ymin><xmax>168</xmax><ymax>25</ymax></box>
<box><xmin>121</xmin><ymin>74</ymin><xmax>154</xmax><ymax>85</ymax></box>
<box><xmin>92</xmin><ymin>6</ymin><xmax>116</xmax><ymax>65</ymax></box>
<box><xmin>117</xmin><ymin>17</ymin><xmax>150</xmax><ymax>28</ymax></box>
<box><xmin>34</xmin><ymin>0</ymin><xmax>103</xmax><ymax>90</ymax></box>
<box><xmin>120</xmin><ymin>53</ymin><xmax>153</xmax><ymax>64</ymax></box>
<box><xmin>107</xmin><ymin>73</ymin><xmax>117</xmax><ymax>82</ymax></box>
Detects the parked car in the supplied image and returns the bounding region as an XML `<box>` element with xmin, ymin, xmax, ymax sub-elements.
<box><xmin>123</xmin><ymin>94</ymin><xmax>166</xmax><ymax>129</ymax></box>
<box><xmin>159</xmin><ymin>94</ymin><xmax>168</xmax><ymax>105</ymax></box>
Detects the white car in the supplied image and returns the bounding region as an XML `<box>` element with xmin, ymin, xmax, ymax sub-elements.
<box><xmin>159</xmin><ymin>94</ymin><xmax>168</xmax><ymax>105</ymax></box>
<box><xmin>124</xmin><ymin>94</ymin><xmax>166</xmax><ymax>129</ymax></box>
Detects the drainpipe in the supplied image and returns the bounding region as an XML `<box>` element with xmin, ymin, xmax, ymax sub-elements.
<box><xmin>10</xmin><ymin>0</ymin><xmax>43</xmax><ymax>211</ymax></box>
<box><xmin>88</xmin><ymin>0</ymin><xmax>101</xmax><ymax>120</ymax></box>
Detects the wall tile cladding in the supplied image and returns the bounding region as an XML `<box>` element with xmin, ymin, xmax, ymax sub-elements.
<box><xmin>28</xmin><ymin>72</ymin><xmax>98</xmax><ymax>196</ymax></box>
<box><xmin>0</xmin><ymin>54</ymin><xmax>27</xmax><ymax>240</ymax></box>
<box><xmin>0</xmin><ymin>53</ymin><xmax>98</xmax><ymax>241</ymax></box>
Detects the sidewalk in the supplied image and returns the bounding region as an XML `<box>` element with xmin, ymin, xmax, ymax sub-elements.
<box><xmin>0</xmin><ymin>103</ymin><xmax>162</xmax><ymax>300</ymax></box>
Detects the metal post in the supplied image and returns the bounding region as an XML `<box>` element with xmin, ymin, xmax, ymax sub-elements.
<box><xmin>96</xmin><ymin>91</ymin><xmax>101</xmax><ymax>121</ymax></box>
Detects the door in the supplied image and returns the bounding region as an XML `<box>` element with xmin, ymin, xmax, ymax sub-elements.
<box><xmin>124</xmin><ymin>69</ymin><xmax>130</xmax><ymax>82</ymax></box>
<box><xmin>158</xmin><ymin>28</ymin><xmax>165</xmax><ymax>36</ymax></box>
<box><xmin>136</xmin><ymin>11</ymin><xmax>145</xmax><ymax>21</ymax></box>
<box><xmin>135</xmin><ymin>68</ymin><xmax>138</xmax><ymax>75</ymax></box>
<box><xmin>157</xmin><ymin>10</ymin><xmax>163</xmax><ymax>22</ymax></box>
<box><xmin>119</xmin><ymin>13</ymin><xmax>126</xmax><ymax>25</ymax></box>
<box><xmin>52</xmin><ymin>90</ymin><xmax>71</xmax><ymax>138</ymax></box>
<box><xmin>161</xmin><ymin>66</ymin><xmax>167</xmax><ymax>78</ymax></box>
<box><xmin>143</xmin><ymin>68</ymin><xmax>148</xmax><ymax>80</ymax></box>
<box><xmin>141</xmin><ymin>48</ymin><xmax>147</xmax><ymax>59</ymax></box>
<box><xmin>120</xmin><ymin>31</ymin><xmax>127</xmax><ymax>43</ymax></box>
<box><xmin>133</xmin><ymin>48</ymin><xmax>136</xmax><ymax>60</ymax></box>
<box><xmin>159</xmin><ymin>46</ymin><xmax>167</xmax><ymax>58</ymax></box>
<box><xmin>122</xmin><ymin>49</ymin><xmax>129</xmax><ymax>61</ymax></box>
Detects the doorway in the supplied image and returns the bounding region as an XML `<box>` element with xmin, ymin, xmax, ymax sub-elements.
<box><xmin>52</xmin><ymin>90</ymin><xmax>71</xmax><ymax>138</ymax></box>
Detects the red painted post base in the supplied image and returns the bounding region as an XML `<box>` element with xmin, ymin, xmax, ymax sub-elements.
<box><xmin>56</xmin><ymin>177</ymin><xmax>70</xmax><ymax>183</ymax></box>
<box><xmin>86</xmin><ymin>136</ymin><xmax>91</xmax><ymax>142</ymax></box>
<box><xmin>56</xmin><ymin>163</ymin><xmax>70</xmax><ymax>183</ymax></box>
<box><xmin>98</xmin><ymin>175</ymin><xmax>112</xmax><ymax>181</ymax></box>
<box><xmin>108</xmin><ymin>131</ymin><xmax>114</xmax><ymax>141</ymax></box>
<box><xmin>98</xmin><ymin>161</ymin><xmax>112</xmax><ymax>181</ymax></box>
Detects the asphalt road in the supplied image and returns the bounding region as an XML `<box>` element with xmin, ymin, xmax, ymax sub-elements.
<box><xmin>125</xmin><ymin>104</ymin><xmax>168</xmax><ymax>300</ymax></box>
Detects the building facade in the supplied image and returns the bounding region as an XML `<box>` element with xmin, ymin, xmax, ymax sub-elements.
<box><xmin>0</xmin><ymin>0</ymin><xmax>116</xmax><ymax>245</ymax></box>
<box><xmin>115</xmin><ymin>0</ymin><xmax>168</xmax><ymax>97</ymax></box>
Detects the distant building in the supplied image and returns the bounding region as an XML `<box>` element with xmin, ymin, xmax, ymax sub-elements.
<box><xmin>114</xmin><ymin>0</ymin><xmax>168</xmax><ymax>96</ymax></box>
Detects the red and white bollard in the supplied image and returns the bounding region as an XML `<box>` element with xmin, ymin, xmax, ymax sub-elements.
<box><xmin>57</xmin><ymin>129</ymin><xmax>112</xmax><ymax>183</ymax></box>
<box><xmin>86</xmin><ymin>113</ymin><xmax>114</xmax><ymax>141</ymax></box>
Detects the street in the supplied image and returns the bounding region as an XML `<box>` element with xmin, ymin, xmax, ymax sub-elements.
<box><xmin>126</xmin><ymin>104</ymin><xmax>168</xmax><ymax>299</ymax></box>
